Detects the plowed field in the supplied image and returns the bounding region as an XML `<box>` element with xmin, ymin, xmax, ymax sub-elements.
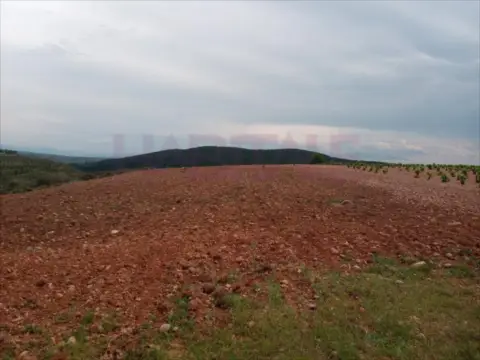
<box><xmin>1</xmin><ymin>165</ymin><xmax>479</xmax><ymax>357</ymax></box>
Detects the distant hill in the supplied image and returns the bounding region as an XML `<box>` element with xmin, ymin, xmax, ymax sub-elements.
<box><xmin>76</xmin><ymin>146</ymin><xmax>352</xmax><ymax>172</ymax></box>
<box><xmin>17</xmin><ymin>151</ymin><xmax>106</xmax><ymax>164</ymax></box>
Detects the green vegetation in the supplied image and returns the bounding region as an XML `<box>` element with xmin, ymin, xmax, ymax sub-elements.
<box><xmin>11</xmin><ymin>258</ymin><xmax>479</xmax><ymax>360</ymax></box>
<box><xmin>0</xmin><ymin>151</ymin><xmax>121</xmax><ymax>194</ymax></box>
<box><xmin>310</xmin><ymin>153</ymin><xmax>328</xmax><ymax>164</ymax></box>
<box><xmin>348</xmin><ymin>161</ymin><xmax>480</xmax><ymax>186</ymax></box>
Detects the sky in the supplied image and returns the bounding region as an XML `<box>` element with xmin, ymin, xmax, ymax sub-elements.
<box><xmin>1</xmin><ymin>0</ymin><xmax>479</xmax><ymax>163</ymax></box>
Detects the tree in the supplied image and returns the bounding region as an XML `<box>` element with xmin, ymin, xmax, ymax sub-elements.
<box><xmin>310</xmin><ymin>153</ymin><xmax>327</xmax><ymax>164</ymax></box>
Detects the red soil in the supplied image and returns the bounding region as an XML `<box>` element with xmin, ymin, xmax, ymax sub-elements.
<box><xmin>1</xmin><ymin>165</ymin><xmax>479</xmax><ymax>350</ymax></box>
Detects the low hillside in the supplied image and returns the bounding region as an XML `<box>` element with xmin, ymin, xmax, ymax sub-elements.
<box><xmin>0</xmin><ymin>152</ymin><xmax>87</xmax><ymax>194</ymax></box>
<box><xmin>76</xmin><ymin>146</ymin><xmax>349</xmax><ymax>172</ymax></box>
<box><xmin>0</xmin><ymin>151</ymin><xmax>118</xmax><ymax>194</ymax></box>
<box><xmin>18</xmin><ymin>151</ymin><xmax>105</xmax><ymax>164</ymax></box>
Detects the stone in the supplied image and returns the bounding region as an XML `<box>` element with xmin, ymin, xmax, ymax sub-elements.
<box><xmin>447</xmin><ymin>221</ymin><xmax>462</xmax><ymax>227</ymax></box>
<box><xmin>307</xmin><ymin>303</ymin><xmax>317</xmax><ymax>310</ymax></box>
<box><xmin>202</xmin><ymin>283</ymin><xmax>216</xmax><ymax>294</ymax></box>
<box><xmin>67</xmin><ymin>336</ymin><xmax>76</xmax><ymax>345</ymax></box>
<box><xmin>395</xmin><ymin>280</ymin><xmax>404</xmax><ymax>285</ymax></box>
<box><xmin>159</xmin><ymin>323</ymin><xmax>171</xmax><ymax>332</ymax></box>
<box><xmin>110</xmin><ymin>229</ymin><xmax>120</xmax><ymax>235</ymax></box>
<box><xmin>188</xmin><ymin>298</ymin><xmax>202</xmax><ymax>311</ymax></box>
<box><xmin>35</xmin><ymin>279</ymin><xmax>47</xmax><ymax>287</ymax></box>
<box><xmin>411</xmin><ymin>261</ymin><xmax>427</xmax><ymax>268</ymax></box>
<box><xmin>330</xmin><ymin>248</ymin><xmax>340</xmax><ymax>255</ymax></box>
<box><xmin>446</xmin><ymin>253</ymin><xmax>454</xmax><ymax>260</ymax></box>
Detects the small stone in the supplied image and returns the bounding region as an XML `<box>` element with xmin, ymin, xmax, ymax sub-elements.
<box><xmin>110</xmin><ymin>229</ymin><xmax>120</xmax><ymax>235</ymax></box>
<box><xmin>307</xmin><ymin>303</ymin><xmax>317</xmax><ymax>310</ymax></box>
<box><xmin>202</xmin><ymin>283</ymin><xmax>216</xmax><ymax>294</ymax></box>
<box><xmin>68</xmin><ymin>285</ymin><xmax>75</xmax><ymax>292</ymax></box>
<box><xmin>35</xmin><ymin>279</ymin><xmax>46</xmax><ymax>287</ymax></box>
<box><xmin>411</xmin><ymin>261</ymin><xmax>427</xmax><ymax>268</ymax></box>
<box><xmin>18</xmin><ymin>351</ymin><xmax>37</xmax><ymax>360</ymax></box>
<box><xmin>247</xmin><ymin>321</ymin><xmax>255</xmax><ymax>328</ymax></box>
<box><xmin>395</xmin><ymin>280</ymin><xmax>404</xmax><ymax>285</ymax></box>
<box><xmin>446</xmin><ymin>253</ymin><xmax>454</xmax><ymax>260</ymax></box>
<box><xmin>257</xmin><ymin>264</ymin><xmax>273</xmax><ymax>273</ymax></box>
<box><xmin>235</xmin><ymin>256</ymin><xmax>244</xmax><ymax>263</ymax></box>
<box><xmin>280</xmin><ymin>279</ymin><xmax>289</xmax><ymax>286</ymax></box>
<box><xmin>443</xmin><ymin>263</ymin><xmax>453</xmax><ymax>268</ymax></box>
<box><xmin>447</xmin><ymin>221</ymin><xmax>462</xmax><ymax>226</ymax></box>
<box><xmin>67</xmin><ymin>336</ymin><xmax>76</xmax><ymax>345</ymax></box>
<box><xmin>188</xmin><ymin>298</ymin><xmax>202</xmax><ymax>311</ymax></box>
<box><xmin>353</xmin><ymin>265</ymin><xmax>361</xmax><ymax>271</ymax></box>
<box><xmin>416</xmin><ymin>332</ymin><xmax>426</xmax><ymax>340</ymax></box>
<box><xmin>330</xmin><ymin>248</ymin><xmax>340</xmax><ymax>255</ymax></box>
<box><xmin>159</xmin><ymin>323</ymin><xmax>171</xmax><ymax>332</ymax></box>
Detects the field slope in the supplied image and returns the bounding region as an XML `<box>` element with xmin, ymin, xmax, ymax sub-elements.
<box><xmin>1</xmin><ymin>165</ymin><xmax>479</xmax><ymax>359</ymax></box>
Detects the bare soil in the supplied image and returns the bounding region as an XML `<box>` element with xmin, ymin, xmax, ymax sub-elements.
<box><xmin>1</xmin><ymin>165</ymin><xmax>479</xmax><ymax>351</ymax></box>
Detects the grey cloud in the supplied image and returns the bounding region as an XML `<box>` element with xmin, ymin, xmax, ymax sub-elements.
<box><xmin>0</xmin><ymin>1</ymin><xmax>478</xmax><ymax>163</ymax></box>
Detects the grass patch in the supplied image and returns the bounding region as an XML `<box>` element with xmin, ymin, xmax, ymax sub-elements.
<box><xmin>18</xmin><ymin>260</ymin><xmax>480</xmax><ymax>360</ymax></box>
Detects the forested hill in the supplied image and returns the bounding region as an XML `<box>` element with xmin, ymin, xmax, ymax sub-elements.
<box><xmin>76</xmin><ymin>146</ymin><xmax>350</xmax><ymax>172</ymax></box>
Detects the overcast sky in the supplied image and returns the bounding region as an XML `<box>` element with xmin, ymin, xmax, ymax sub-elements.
<box><xmin>1</xmin><ymin>1</ymin><xmax>479</xmax><ymax>163</ymax></box>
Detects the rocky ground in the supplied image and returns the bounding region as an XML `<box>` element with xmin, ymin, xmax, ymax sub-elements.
<box><xmin>1</xmin><ymin>165</ymin><xmax>479</xmax><ymax>358</ymax></box>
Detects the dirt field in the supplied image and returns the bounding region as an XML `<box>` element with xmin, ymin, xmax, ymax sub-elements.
<box><xmin>1</xmin><ymin>165</ymin><xmax>479</xmax><ymax>358</ymax></box>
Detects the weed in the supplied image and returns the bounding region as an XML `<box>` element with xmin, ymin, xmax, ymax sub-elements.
<box><xmin>81</xmin><ymin>310</ymin><xmax>95</xmax><ymax>326</ymax></box>
<box><xmin>23</xmin><ymin>324</ymin><xmax>43</xmax><ymax>334</ymax></box>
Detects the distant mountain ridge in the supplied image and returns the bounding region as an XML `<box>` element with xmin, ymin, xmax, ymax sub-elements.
<box><xmin>17</xmin><ymin>151</ymin><xmax>106</xmax><ymax>164</ymax></box>
<box><xmin>76</xmin><ymin>146</ymin><xmax>353</xmax><ymax>172</ymax></box>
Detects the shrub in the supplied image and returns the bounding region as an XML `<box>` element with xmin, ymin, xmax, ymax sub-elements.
<box><xmin>310</xmin><ymin>154</ymin><xmax>327</xmax><ymax>164</ymax></box>
<box><xmin>441</xmin><ymin>174</ymin><xmax>449</xmax><ymax>183</ymax></box>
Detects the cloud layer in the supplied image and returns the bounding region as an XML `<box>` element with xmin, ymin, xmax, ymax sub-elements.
<box><xmin>1</xmin><ymin>1</ymin><xmax>479</xmax><ymax>163</ymax></box>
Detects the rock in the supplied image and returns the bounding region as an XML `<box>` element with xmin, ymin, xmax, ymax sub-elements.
<box><xmin>202</xmin><ymin>283</ymin><xmax>216</xmax><ymax>294</ymax></box>
<box><xmin>232</xmin><ymin>283</ymin><xmax>242</xmax><ymax>293</ymax></box>
<box><xmin>447</xmin><ymin>221</ymin><xmax>462</xmax><ymax>227</ymax></box>
<box><xmin>307</xmin><ymin>303</ymin><xmax>317</xmax><ymax>310</ymax></box>
<box><xmin>395</xmin><ymin>280</ymin><xmax>404</xmax><ymax>285</ymax></box>
<box><xmin>217</xmin><ymin>274</ymin><xmax>229</xmax><ymax>284</ymax></box>
<box><xmin>35</xmin><ymin>279</ymin><xmax>46</xmax><ymax>287</ymax></box>
<box><xmin>280</xmin><ymin>279</ymin><xmax>289</xmax><ymax>286</ymax></box>
<box><xmin>256</xmin><ymin>264</ymin><xmax>273</xmax><ymax>273</ymax></box>
<box><xmin>446</xmin><ymin>253</ymin><xmax>454</xmax><ymax>260</ymax></box>
<box><xmin>67</xmin><ymin>336</ymin><xmax>76</xmax><ymax>345</ymax></box>
<box><xmin>247</xmin><ymin>321</ymin><xmax>255</xmax><ymax>327</ymax></box>
<box><xmin>18</xmin><ymin>351</ymin><xmax>37</xmax><ymax>360</ymax></box>
<box><xmin>235</xmin><ymin>256</ymin><xmax>244</xmax><ymax>263</ymax></box>
<box><xmin>411</xmin><ymin>261</ymin><xmax>427</xmax><ymax>268</ymax></box>
<box><xmin>443</xmin><ymin>263</ymin><xmax>453</xmax><ymax>268</ymax></box>
<box><xmin>159</xmin><ymin>323</ymin><xmax>171</xmax><ymax>332</ymax></box>
<box><xmin>353</xmin><ymin>265</ymin><xmax>361</xmax><ymax>271</ymax></box>
<box><xmin>68</xmin><ymin>285</ymin><xmax>75</xmax><ymax>292</ymax></box>
<box><xmin>341</xmin><ymin>200</ymin><xmax>353</xmax><ymax>205</ymax></box>
<box><xmin>179</xmin><ymin>260</ymin><xmax>191</xmax><ymax>270</ymax></box>
<box><xmin>330</xmin><ymin>248</ymin><xmax>340</xmax><ymax>255</ymax></box>
<box><xmin>188</xmin><ymin>298</ymin><xmax>202</xmax><ymax>311</ymax></box>
<box><xmin>110</xmin><ymin>229</ymin><xmax>120</xmax><ymax>235</ymax></box>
